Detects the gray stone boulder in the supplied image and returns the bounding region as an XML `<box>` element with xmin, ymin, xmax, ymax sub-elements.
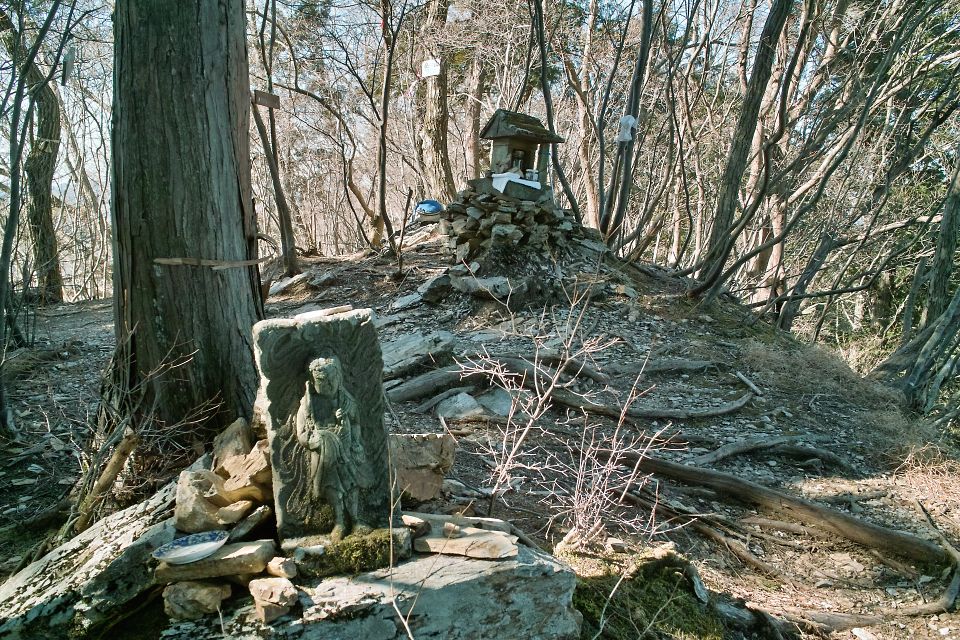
<box><xmin>416</xmin><ymin>274</ymin><xmax>454</xmax><ymax>303</ymax></box>
<box><xmin>381</xmin><ymin>330</ymin><xmax>456</xmax><ymax>380</ymax></box>
<box><xmin>0</xmin><ymin>456</ymin><xmax>215</xmax><ymax>639</ymax></box>
<box><xmin>435</xmin><ymin>392</ymin><xmax>486</xmax><ymax>420</ymax></box>
<box><xmin>0</xmin><ymin>478</ymin><xmax>179</xmax><ymax>639</ymax></box>
<box><xmin>160</xmin><ymin>545</ymin><xmax>581</xmax><ymax>639</ymax></box>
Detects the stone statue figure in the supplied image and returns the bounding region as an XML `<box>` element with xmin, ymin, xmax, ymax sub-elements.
<box><xmin>294</xmin><ymin>356</ymin><xmax>375</xmax><ymax>541</ymax></box>
<box><xmin>253</xmin><ymin>307</ymin><xmax>390</xmax><ymax>544</ymax></box>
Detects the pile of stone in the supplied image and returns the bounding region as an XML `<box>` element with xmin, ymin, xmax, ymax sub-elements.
<box><xmin>438</xmin><ymin>177</ymin><xmax>580</xmax><ymax>262</ymax></box>
<box><xmin>160</xmin><ymin>417</ymin><xmax>299</xmax><ymax>622</ymax></box>
<box><xmin>159</xmin><ymin>418</ymin><xmax>466</xmax><ymax>623</ymax></box>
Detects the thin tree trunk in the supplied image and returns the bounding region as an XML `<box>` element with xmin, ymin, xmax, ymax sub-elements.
<box><xmin>0</xmin><ymin>2</ymin><xmax>63</xmax><ymax>438</ymax></box>
<box><xmin>598</xmin><ymin>0</ymin><xmax>653</xmax><ymax>239</ymax></box>
<box><xmin>924</xmin><ymin>149</ymin><xmax>960</xmax><ymax>323</ymax></box>
<box><xmin>463</xmin><ymin>58</ymin><xmax>487</xmax><ymax>183</ymax></box>
<box><xmin>532</xmin><ymin>0</ymin><xmax>579</xmax><ymax>220</ymax></box>
<box><xmin>695</xmin><ymin>0</ymin><xmax>791</xmax><ymax>286</ymax></box>
<box><xmin>251</xmin><ymin>101</ymin><xmax>299</xmax><ymax>276</ymax></box>
<box><xmin>777</xmin><ymin>231</ymin><xmax>834</xmax><ymax>332</ymax></box>
<box><xmin>0</xmin><ymin>8</ymin><xmax>64</xmax><ymax>302</ymax></box>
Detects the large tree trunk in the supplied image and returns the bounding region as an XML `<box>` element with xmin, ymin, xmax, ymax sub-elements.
<box><xmin>111</xmin><ymin>0</ymin><xmax>262</xmax><ymax>434</ymax></box>
<box><xmin>419</xmin><ymin>0</ymin><xmax>456</xmax><ymax>203</ymax></box>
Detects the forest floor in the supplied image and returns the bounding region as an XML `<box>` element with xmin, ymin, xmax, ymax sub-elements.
<box><xmin>1</xmin><ymin>227</ymin><xmax>959</xmax><ymax>639</ymax></box>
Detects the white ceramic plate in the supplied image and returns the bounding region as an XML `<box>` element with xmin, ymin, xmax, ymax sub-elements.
<box><xmin>152</xmin><ymin>530</ymin><xmax>229</xmax><ymax>565</ymax></box>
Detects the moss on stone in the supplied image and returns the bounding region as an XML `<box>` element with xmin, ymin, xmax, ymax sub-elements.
<box><xmin>295</xmin><ymin>528</ymin><xmax>410</xmax><ymax>578</ymax></box>
<box><xmin>564</xmin><ymin>549</ymin><xmax>725</xmax><ymax>640</ymax></box>
<box><xmin>326</xmin><ymin>528</ymin><xmax>393</xmax><ymax>574</ymax></box>
<box><xmin>302</xmin><ymin>503</ymin><xmax>336</xmax><ymax>533</ymax></box>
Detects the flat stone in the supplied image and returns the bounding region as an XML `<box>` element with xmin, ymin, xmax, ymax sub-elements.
<box><xmin>269</xmin><ymin>272</ymin><xmax>312</xmax><ymax>297</ymax></box>
<box><xmin>435</xmin><ymin>392</ymin><xmax>485</xmax><ymax>420</ymax></box>
<box><xmin>174</xmin><ymin>470</ymin><xmax>270</xmax><ymax>533</ymax></box>
<box><xmin>404</xmin><ymin>511</ymin><xmax>513</xmax><ymax>535</ymax></box>
<box><xmin>220</xmin><ymin>439</ymin><xmax>272</xmax><ymax>492</ymax></box>
<box><xmin>400</xmin><ymin>513</ymin><xmax>431</xmax><ymax>538</ymax></box>
<box><xmin>266</xmin><ymin>556</ymin><xmax>298</xmax><ymax>579</ymax></box>
<box><xmin>161</xmin><ymin>545</ymin><xmax>581</xmax><ymax>639</ymax></box>
<box><xmin>476</xmin><ymin>388</ymin><xmax>514</xmax><ymax>417</ymax></box>
<box><xmin>390</xmin><ymin>293</ymin><xmax>422</xmax><ymax>310</ymax></box>
<box><xmin>449</xmin><ymin>275</ymin><xmax>523</xmax><ymax>300</ymax></box>
<box><xmin>155</xmin><ymin>540</ymin><xmax>277</xmax><ymax>583</ymax></box>
<box><xmin>502</xmin><ymin>179</ymin><xmax>544</xmax><ymax>201</ymax></box>
<box><xmin>163</xmin><ymin>581</ymin><xmax>231</xmax><ymax>621</ymax></box>
<box><xmin>413</xmin><ymin>526</ymin><xmax>519</xmax><ymax>559</ymax></box>
<box><xmin>213</xmin><ymin>418</ymin><xmax>254</xmax><ymax>471</ymax></box>
<box><xmin>174</xmin><ymin>470</ymin><xmax>226</xmax><ymax>533</ymax></box>
<box><xmin>448</xmin><ymin>262</ymin><xmax>480</xmax><ymax>277</ymax></box>
<box><xmin>490</xmin><ymin>224</ymin><xmax>523</xmax><ymax>245</ymax></box>
<box><xmin>381</xmin><ymin>331</ymin><xmax>455</xmax><ymax>380</ymax></box>
<box><xmin>217</xmin><ymin>500</ymin><xmax>254</xmax><ymax>524</ymax></box>
<box><xmin>389</xmin><ymin>434</ymin><xmax>456</xmax><ymax>502</ymax></box>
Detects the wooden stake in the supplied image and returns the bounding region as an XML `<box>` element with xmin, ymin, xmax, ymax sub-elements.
<box><xmin>74</xmin><ymin>427</ymin><xmax>139</xmax><ymax>533</ymax></box>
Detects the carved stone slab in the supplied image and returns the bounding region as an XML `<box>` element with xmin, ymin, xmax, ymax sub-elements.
<box><xmin>253</xmin><ymin>307</ymin><xmax>390</xmax><ymax>542</ymax></box>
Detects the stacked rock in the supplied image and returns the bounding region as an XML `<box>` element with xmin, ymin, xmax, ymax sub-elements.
<box><xmin>158</xmin><ymin>417</ymin><xmax>298</xmax><ymax>623</ymax></box>
<box><xmin>438</xmin><ymin>177</ymin><xmax>580</xmax><ymax>263</ymax></box>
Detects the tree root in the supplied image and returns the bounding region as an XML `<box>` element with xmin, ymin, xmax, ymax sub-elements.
<box><xmin>621</xmin><ymin>467</ymin><xmax>959</xmax><ymax>634</ymax></box>
<box><xmin>613</xmin><ymin>452</ymin><xmax>948</xmax><ymax>564</ymax></box>
<box><xmin>607</xmin><ymin>358</ymin><xmax>717</xmax><ymax>376</ymax></box>
<box><xmin>691</xmin><ymin>435</ymin><xmax>799</xmax><ymax>465</ymax></box>
<box><xmin>388</xmin><ymin>357</ymin><xmax>754</xmax><ymax>421</ymax></box>
<box><xmin>690</xmin><ymin>435</ymin><xmax>853</xmax><ymax>471</ymax></box>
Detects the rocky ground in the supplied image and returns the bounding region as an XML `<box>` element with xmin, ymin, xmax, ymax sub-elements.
<box><xmin>1</xmin><ymin>225</ymin><xmax>959</xmax><ymax>639</ymax></box>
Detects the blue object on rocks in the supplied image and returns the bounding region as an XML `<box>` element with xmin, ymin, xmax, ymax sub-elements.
<box><xmin>416</xmin><ymin>199</ymin><xmax>444</xmax><ymax>214</ymax></box>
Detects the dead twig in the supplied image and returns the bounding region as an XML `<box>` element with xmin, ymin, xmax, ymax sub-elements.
<box><xmin>734</xmin><ymin>371</ymin><xmax>763</xmax><ymax>396</ymax></box>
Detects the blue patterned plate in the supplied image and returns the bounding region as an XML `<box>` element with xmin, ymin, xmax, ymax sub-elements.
<box><xmin>152</xmin><ymin>530</ymin><xmax>229</xmax><ymax>564</ymax></box>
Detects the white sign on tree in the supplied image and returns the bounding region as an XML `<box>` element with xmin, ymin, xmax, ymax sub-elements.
<box><xmin>421</xmin><ymin>59</ymin><xmax>441</xmax><ymax>78</ymax></box>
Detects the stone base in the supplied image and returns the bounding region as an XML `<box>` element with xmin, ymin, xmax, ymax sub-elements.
<box><xmin>161</xmin><ymin>545</ymin><xmax>581</xmax><ymax>639</ymax></box>
<box><xmin>281</xmin><ymin>528</ymin><xmax>412</xmax><ymax>578</ymax></box>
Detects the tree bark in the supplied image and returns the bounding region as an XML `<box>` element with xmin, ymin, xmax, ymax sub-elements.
<box><xmin>463</xmin><ymin>57</ymin><xmax>487</xmax><ymax>183</ymax></box>
<box><xmin>598</xmin><ymin>0</ymin><xmax>653</xmax><ymax>239</ymax></box>
<box><xmin>0</xmin><ymin>9</ymin><xmax>64</xmax><ymax>303</ymax></box>
<box><xmin>419</xmin><ymin>0</ymin><xmax>456</xmax><ymax>202</ymax></box>
<box><xmin>924</xmin><ymin>150</ymin><xmax>960</xmax><ymax>323</ymax></box>
<box><xmin>694</xmin><ymin>0</ymin><xmax>791</xmax><ymax>287</ymax></box>
<box><xmin>251</xmin><ymin>101</ymin><xmax>299</xmax><ymax>276</ymax></box>
<box><xmin>112</xmin><ymin>0</ymin><xmax>262</xmax><ymax>433</ymax></box>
